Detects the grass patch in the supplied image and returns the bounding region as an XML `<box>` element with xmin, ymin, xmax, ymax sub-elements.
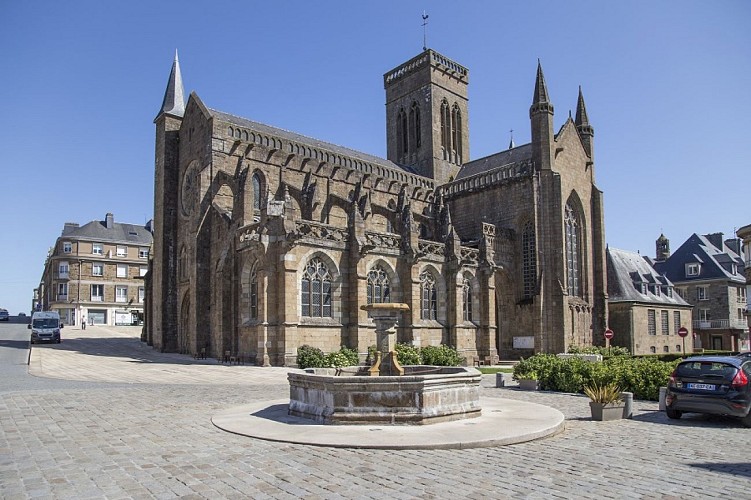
<box><xmin>476</xmin><ymin>367</ymin><xmax>514</xmax><ymax>374</ymax></box>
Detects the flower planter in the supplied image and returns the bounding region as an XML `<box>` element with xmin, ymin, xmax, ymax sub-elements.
<box><xmin>589</xmin><ymin>402</ymin><xmax>624</xmax><ymax>421</ymax></box>
<box><xmin>518</xmin><ymin>379</ymin><xmax>539</xmax><ymax>391</ymax></box>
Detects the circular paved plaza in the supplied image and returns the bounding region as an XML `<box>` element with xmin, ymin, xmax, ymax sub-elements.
<box><xmin>2</xmin><ymin>325</ymin><xmax>750</xmax><ymax>499</ymax></box>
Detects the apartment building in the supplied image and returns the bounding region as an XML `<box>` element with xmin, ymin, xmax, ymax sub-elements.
<box><xmin>652</xmin><ymin>232</ymin><xmax>747</xmax><ymax>352</ymax></box>
<box><xmin>37</xmin><ymin>213</ymin><xmax>153</xmax><ymax>327</ymax></box>
<box><xmin>736</xmin><ymin>224</ymin><xmax>751</xmax><ymax>348</ymax></box>
<box><xmin>606</xmin><ymin>247</ymin><xmax>693</xmax><ymax>355</ymax></box>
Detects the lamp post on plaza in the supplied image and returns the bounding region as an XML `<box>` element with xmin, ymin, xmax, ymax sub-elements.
<box><xmin>77</xmin><ymin>259</ymin><xmax>83</xmax><ymax>327</ymax></box>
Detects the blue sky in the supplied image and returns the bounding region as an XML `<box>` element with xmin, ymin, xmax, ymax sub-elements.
<box><xmin>1</xmin><ymin>1</ymin><xmax>749</xmax><ymax>315</ymax></box>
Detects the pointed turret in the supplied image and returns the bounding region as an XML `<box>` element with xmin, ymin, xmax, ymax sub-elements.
<box><xmin>575</xmin><ymin>86</ymin><xmax>594</xmax><ymax>157</ymax></box>
<box><xmin>531</xmin><ymin>61</ymin><xmax>553</xmax><ymax>111</ymax></box>
<box><xmin>655</xmin><ymin>233</ymin><xmax>670</xmax><ymax>261</ymax></box>
<box><xmin>529</xmin><ymin>61</ymin><xmax>554</xmax><ymax>171</ymax></box>
<box><xmin>150</xmin><ymin>51</ymin><xmax>184</xmax><ymax>352</ymax></box>
<box><xmin>156</xmin><ymin>50</ymin><xmax>185</xmax><ymax>121</ymax></box>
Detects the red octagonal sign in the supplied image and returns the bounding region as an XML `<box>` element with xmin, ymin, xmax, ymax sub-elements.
<box><xmin>678</xmin><ymin>327</ymin><xmax>689</xmax><ymax>338</ymax></box>
<box><xmin>604</xmin><ymin>328</ymin><xmax>614</xmax><ymax>339</ymax></box>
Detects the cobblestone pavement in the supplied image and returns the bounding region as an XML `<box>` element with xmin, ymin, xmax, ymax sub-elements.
<box><xmin>1</xmin><ymin>326</ymin><xmax>750</xmax><ymax>499</ymax></box>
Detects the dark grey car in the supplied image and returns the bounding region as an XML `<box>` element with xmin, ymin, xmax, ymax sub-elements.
<box><xmin>666</xmin><ymin>355</ymin><xmax>751</xmax><ymax>427</ymax></box>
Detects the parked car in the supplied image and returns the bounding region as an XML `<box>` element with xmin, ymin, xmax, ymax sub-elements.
<box><xmin>0</xmin><ymin>308</ymin><xmax>9</xmax><ymax>321</ymax></box>
<box><xmin>18</xmin><ymin>312</ymin><xmax>26</xmax><ymax>317</ymax></box>
<box><xmin>666</xmin><ymin>355</ymin><xmax>751</xmax><ymax>427</ymax></box>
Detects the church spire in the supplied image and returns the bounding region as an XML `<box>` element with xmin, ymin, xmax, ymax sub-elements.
<box><xmin>531</xmin><ymin>60</ymin><xmax>553</xmax><ymax>112</ymax></box>
<box><xmin>529</xmin><ymin>60</ymin><xmax>554</xmax><ymax>170</ymax></box>
<box><xmin>575</xmin><ymin>86</ymin><xmax>594</xmax><ymax>157</ymax></box>
<box><xmin>157</xmin><ymin>50</ymin><xmax>185</xmax><ymax>119</ymax></box>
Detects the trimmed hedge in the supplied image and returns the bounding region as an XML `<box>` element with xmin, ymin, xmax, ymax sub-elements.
<box><xmin>513</xmin><ymin>354</ymin><xmax>680</xmax><ymax>401</ymax></box>
<box><xmin>297</xmin><ymin>343</ymin><xmax>466</xmax><ymax>369</ymax></box>
<box><xmin>296</xmin><ymin>345</ymin><xmax>360</xmax><ymax>369</ymax></box>
<box><xmin>395</xmin><ymin>343</ymin><xmax>464</xmax><ymax>367</ymax></box>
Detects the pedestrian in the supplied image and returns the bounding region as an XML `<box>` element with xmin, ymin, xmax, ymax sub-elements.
<box><xmin>81</xmin><ymin>315</ymin><xmax>86</xmax><ymax>330</ymax></box>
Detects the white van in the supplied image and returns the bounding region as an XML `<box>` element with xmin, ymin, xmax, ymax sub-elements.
<box><xmin>28</xmin><ymin>311</ymin><xmax>63</xmax><ymax>344</ymax></box>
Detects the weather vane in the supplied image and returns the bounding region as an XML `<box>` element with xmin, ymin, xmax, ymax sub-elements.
<box><xmin>422</xmin><ymin>11</ymin><xmax>429</xmax><ymax>51</ymax></box>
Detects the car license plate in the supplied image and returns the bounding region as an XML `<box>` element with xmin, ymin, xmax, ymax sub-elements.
<box><xmin>687</xmin><ymin>383</ymin><xmax>715</xmax><ymax>390</ymax></box>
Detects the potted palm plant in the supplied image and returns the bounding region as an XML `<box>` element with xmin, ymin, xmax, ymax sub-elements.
<box><xmin>584</xmin><ymin>382</ymin><xmax>624</xmax><ymax>421</ymax></box>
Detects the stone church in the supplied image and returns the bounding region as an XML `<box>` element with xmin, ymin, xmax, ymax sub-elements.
<box><xmin>145</xmin><ymin>48</ymin><xmax>608</xmax><ymax>365</ymax></box>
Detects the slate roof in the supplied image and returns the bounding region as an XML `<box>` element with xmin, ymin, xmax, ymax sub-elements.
<box><xmin>653</xmin><ymin>233</ymin><xmax>745</xmax><ymax>284</ymax></box>
<box><xmin>606</xmin><ymin>247</ymin><xmax>690</xmax><ymax>306</ymax></box>
<box><xmin>209</xmin><ymin>109</ymin><xmax>419</xmax><ymax>176</ymax></box>
<box><xmin>456</xmin><ymin>143</ymin><xmax>532</xmax><ymax>180</ymax></box>
<box><xmin>61</xmin><ymin>217</ymin><xmax>153</xmax><ymax>246</ymax></box>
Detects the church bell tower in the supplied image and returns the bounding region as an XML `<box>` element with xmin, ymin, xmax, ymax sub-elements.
<box><xmin>384</xmin><ymin>49</ymin><xmax>469</xmax><ymax>184</ymax></box>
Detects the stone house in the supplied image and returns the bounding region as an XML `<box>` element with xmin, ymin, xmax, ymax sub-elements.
<box><xmin>606</xmin><ymin>247</ymin><xmax>692</xmax><ymax>355</ymax></box>
<box><xmin>37</xmin><ymin>213</ymin><xmax>152</xmax><ymax>327</ymax></box>
<box><xmin>146</xmin><ymin>48</ymin><xmax>608</xmax><ymax>365</ymax></box>
<box><xmin>735</xmin><ymin>224</ymin><xmax>751</xmax><ymax>350</ymax></box>
<box><xmin>652</xmin><ymin>233</ymin><xmax>747</xmax><ymax>351</ymax></box>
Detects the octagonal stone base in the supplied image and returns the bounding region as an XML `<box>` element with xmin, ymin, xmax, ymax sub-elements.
<box><xmin>288</xmin><ymin>366</ymin><xmax>482</xmax><ymax>425</ymax></box>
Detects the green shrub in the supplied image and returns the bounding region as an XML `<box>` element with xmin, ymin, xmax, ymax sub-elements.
<box><xmin>568</xmin><ymin>345</ymin><xmax>630</xmax><ymax>357</ymax></box>
<box><xmin>394</xmin><ymin>343</ymin><xmax>421</xmax><ymax>365</ymax></box>
<box><xmin>298</xmin><ymin>345</ymin><xmax>360</xmax><ymax>369</ymax></box>
<box><xmin>296</xmin><ymin>345</ymin><xmax>325</xmax><ymax>369</ymax></box>
<box><xmin>324</xmin><ymin>346</ymin><xmax>360</xmax><ymax>368</ymax></box>
<box><xmin>420</xmin><ymin>345</ymin><xmax>464</xmax><ymax>366</ymax></box>
<box><xmin>512</xmin><ymin>353</ymin><xmax>678</xmax><ymax>401</ymax></box>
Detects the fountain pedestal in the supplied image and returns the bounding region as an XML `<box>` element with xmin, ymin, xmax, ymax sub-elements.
<box><xmin>360</xmin><ymin>303</ymin><xmax>409</xmax><ymax>376</ymax></box>
<box><xmin>287</xmin><ymin>302</ymin><xmax>482</xmax><ymax>425</ymax></box>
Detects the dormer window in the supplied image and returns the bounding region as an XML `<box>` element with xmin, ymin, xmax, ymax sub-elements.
<box><xmin>667</xmin><ymin>286</ymin><xmax>673</xmax><ymax>298</ymax></box>
<box><xmin>686</xmin><ymin>263</ymin><xmax>700</xmax><ymax>277</ymax></box>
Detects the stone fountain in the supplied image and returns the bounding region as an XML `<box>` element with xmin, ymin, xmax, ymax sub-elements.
<box><xmin>287</xmin><ymin>303</ymin><xmax>482</xmax><ymax>425</ymax></box>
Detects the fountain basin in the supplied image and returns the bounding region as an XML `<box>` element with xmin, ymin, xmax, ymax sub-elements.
<box><xmin>288</xmin><ymin>366</ymin><xmax>482</xmax><ymax>425</ymax></box>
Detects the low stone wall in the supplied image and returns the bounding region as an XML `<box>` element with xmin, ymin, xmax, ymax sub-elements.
<box><xmin>288</xmin><ymin>366</ymin><xmax>482</xmax><ymax>425</ymax></box>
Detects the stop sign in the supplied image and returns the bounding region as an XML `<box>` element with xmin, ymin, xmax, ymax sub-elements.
<box><xmin>604</xmin><ymin>328</ymin><xmax>614</xmax><ymax>340</ymax></box>
<box><xmin>678</xmin><ymin>327</ymin><xmax>689</xmax><ymax>338</ymax></box>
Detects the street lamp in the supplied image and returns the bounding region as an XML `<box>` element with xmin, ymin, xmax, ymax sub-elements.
<box><xmin>77</xmin><ymin>259</ymin><xmax>83</xmax><ymax>327</ymax></box>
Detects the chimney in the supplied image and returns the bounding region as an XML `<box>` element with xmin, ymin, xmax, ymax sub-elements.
<box><xmin>725</xmin><ymin>238</ymin><xmax>741</xmax><ymax>255</ymax></box>
<box><xmin>62</xmin><ymin>222</ymin><xmax>79</xmax><ymax>235</ymax></box>
<box><xmin>105</xmin><ymin>213</ymin><xmax>114</xmax><ymax>229</ymax></box>
<box><xmin>704</xmin><ymin>232</ymin><xmax>724</xmax><ymax>251</ymax></box>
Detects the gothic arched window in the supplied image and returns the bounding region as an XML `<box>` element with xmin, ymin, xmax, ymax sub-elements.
<box><xmin>440</xmin><ymin>99</ymin><xmax>449</xmax><ymax>156</ymax></box>
<box><xmin>462</xmin><ymin>277</ymin><xmax>472</xmax><ymax>322</ymax></box>
<box><xmin>396</xmin><ymin>108</ymin><xmax>408</xmax><ymax>157</ymax></box>
<box><xmin>301</xmin><ymin>258</ymin><xmax>332</xmax><ymax>317</ymax></box>
<box><xmin>451</xmin><ymin>104</ymin><xmax>462</xmax><ymax>164</ymax></box>
<box><xmin>565</xmin><ymin>203</ymin><xmax>582</xmax><ymax>297</ymax></box>
<box><xmin>522</xmin><ymin>221</ymin><xmax>537</xmax><ymax>298</ymax></box>
<box><xmin>366</xmin><ymin>265</ymin><xmax>391</xmax><ymax>304</ymax></box>
<box><xmin>409</xmin><ymin>101</ymin><xmax>420</xmax><ymax>152</ymax></box>
<box><xmin>420</xmin><ymin>270</ymin><xmax>437</xmax><ymax>320</ymax></box>
<box><xmin>252</xmin><ymin>172</ymin><xmax>263</xmax><ymax>211</ymax></box>
<box><xmin>240</xmin><ymin>260</ymin><xmax>258</xmax><ymax>322</ymax></box>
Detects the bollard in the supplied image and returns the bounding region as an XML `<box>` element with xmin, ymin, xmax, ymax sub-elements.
<box><xmin>495</xmin><ymin>372</ymin><xmax>505</xmax><ymax>388</ymax></box>
<box><xmin>659</xmin><ymin>387</ymin><xmax>667</xmax><ymax>412</ymax></box>
<box><xmin>621</xmin><ymin>391</ymin><xmax>633</xmax><ymax>419</ymax></box>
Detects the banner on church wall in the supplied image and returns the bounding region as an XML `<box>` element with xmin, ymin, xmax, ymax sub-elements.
<box><xmin>513</xmin><ymin>336</ymin><xmax>534</xmax><ymax>349</ymax></box>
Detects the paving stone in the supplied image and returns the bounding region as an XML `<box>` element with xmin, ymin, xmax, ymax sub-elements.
<box><xmin>1</xmin><ymin>325</ymin><xmax>750</xmax><ymax>498</ymax></box>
